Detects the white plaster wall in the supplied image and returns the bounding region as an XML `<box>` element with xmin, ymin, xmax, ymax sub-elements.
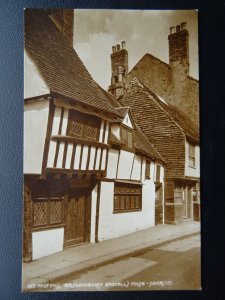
<box><xmin>185</xmin><ymin>140</ymin><xmax>200</xmax><ymax>178</ymax></box>
<box><xmin>111</xmin><ymin>124</ymin><xmax>120</xmax><ymax>139</ymax></box>
<box><xmin>107</xmin><ymin>149</ymin><xmax>119</xmax><ymax>178</ymax></box>
<box><xmin>89</xmin><ymin>147</ymin><xmax>96</xmax><ymax>170</ymax></box>
<box><xmin>104</xmin><ymin>122</ymin><xmax>109</xmax><ymax>143</ymax></box>
<box><xmin>81</xmin><ymin>145</ymin><xmax>89</xmax><ymax>170</ymax></box>
<box><xmin>99</xmin><ymin>120</ymin><xmax>104</xmax><ymax>143</ymax></box>
<box><xmin>98</xmin><ymin>181</ymin><xmax>155</xmax><ymax>241</ymax></box>
<box><xmin>24</xmin><ymin>51</ymin><xmax>49</xmax><ymax>99</ymax></box>
<box><xmin>56</xmin><ymin>142</ymin><xmax>65</xmax><ymax>168</ymax></box>
<box><xmin>131</xmin><ymin>155</ymin><xmax>142</xmax><ymax>180</ymax></box>
<box><xmin>24</xmin><ymin>100</ymin><xmax>49</xmax><ymax>174</ymax></box>
<box><xmin>52</xmin><ymin>106</ymin><xmax>61</xmax><ymax>135</ymax></box>
<box><xmin>32</xmin><ymin>228</ymin><xmax>64</xmax><ymax>260</ymax></box>
<box><xmin>117</xmin><ymin>150</ymin><xmax>134</xmax><ymax>179</ymax></box>
<box><xmin>90</xmin><ymin>185</ymin><xmax>98</xmax><ymax>243</ymax></box>
<box><xmin>101</xmin><ymin>149</ymin><xmax>107</xmax><ymax>170</ymax></box>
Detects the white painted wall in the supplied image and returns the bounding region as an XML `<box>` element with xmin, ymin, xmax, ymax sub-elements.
<box><xmin>24</xmin><ymin>100</ymin><xmax>49</xmax><ymax>174</ymax></box>
<box><xmin>90</xmin><ymin>184</ymin><xmax>98</xmax><ymax>243</ymax></box>
<box><xmin>185</xmin><ymin>140</ymin><xmax>200</xmax><ymax>178</ymax></box>
<box><xmin>98</xmin><ymin>181</ymin><xmax>155</xmax><ymax>241</ymax></box>
<box><xmin>24</xmin><ymin>51</ymin><xmax>49</xmax><ymax>99</ymax></box>
<box><xmin>111</xmin><ymin>124</ymin><xmax>120</xmax><ymax>139</ymax></box>
<box><xmin>32</xmin><ymin>228</ymin><xmax>64</xmax><ymax>260</ymax></box>
<box><xmin>117</xmin><ymin>150</ymin><xmax>134</xmax><ymax>179</ymax></box>
<box><xmin>107</xmin><ymin>149</ymin><xmax>119</xmax><ymax>178</ymax></box>
<box><xmin>131</xmin><ymin>155</ymin><xmax>142</xmax><ymax>180</ymax></box>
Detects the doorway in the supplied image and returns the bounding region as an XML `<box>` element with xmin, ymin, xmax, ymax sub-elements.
<box><xmin>64</xmin><ymin>191</ymin><xmax>91</xmax><ymax>247</ymax></box>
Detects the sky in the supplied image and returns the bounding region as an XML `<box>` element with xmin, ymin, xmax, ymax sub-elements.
<box><xmin>73</xmin><ymin>10</ymin><xmax>198</xmax><ymax>90</ymax></box>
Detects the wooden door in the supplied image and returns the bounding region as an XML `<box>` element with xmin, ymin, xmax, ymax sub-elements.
<box><xmin>65</xmin><ymin>194</ymin><xmax>87</xmax><ymax>246</ymax></box>
<box><xmin>187</xmin><ymin>188</ymin><xmax>192</xmax><ymax>219</ymax></box>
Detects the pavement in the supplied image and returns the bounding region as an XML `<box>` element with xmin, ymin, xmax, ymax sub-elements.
<box><xmin>22</xmin><ymin>221</ymin><xmax>200</xmax><ymax>291</ymax></box>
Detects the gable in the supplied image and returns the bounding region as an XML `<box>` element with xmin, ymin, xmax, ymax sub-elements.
<box><xmin>122</xmin><ymin>112</ymin><xmax>133</xmax><ymax>129</ymax></box>
<box><xmin>24</xmin><ymin>50</ymin><xmax>49</xmax><ymax>99</ymax></box>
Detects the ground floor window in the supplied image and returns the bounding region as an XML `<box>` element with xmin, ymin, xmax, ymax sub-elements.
<box><xmin>32</xmin><ymin>198</ymin><xmax>65</xmax><ymax>229</ymax></box>
<box><xmin>114</xmin><ymin>182</ymin><xmax>142</xmax><ymax>213</ymax></box>
<box><xmin>31</xmin><ymin>179</ymin><xmax>65</xmax><ymax>230</ymax></box>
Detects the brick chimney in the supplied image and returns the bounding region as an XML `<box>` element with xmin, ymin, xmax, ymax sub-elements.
<box><xmin>108</xmin><ymin>41</ymin><xmax>128</xmax><ymax>98</ymax></box>
<box><xmin>47</xmin><ymin>9</ymin><xmax>74</xmax><ymax>46</ymax></box>
<box><xmin>168</xmin><ymin>22</ymin><xmax>189</xmax><ymax>81</ymax></box>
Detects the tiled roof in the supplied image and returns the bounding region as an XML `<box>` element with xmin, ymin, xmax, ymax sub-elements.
<box><xmin>119</xmin><ymin>78</ymin><xmax>199</xmax><ymax>178</ymax></box>
<box><xmin>109</xmin><ymin>133</ymin><xmax>125</xmax><ymax>147</ymax></box>
<box><xmin>24</xmin><ymin>9</ymin><xmax>121</xmax><ymax>118</ymax></box>
<box><xmin>123</xmin><ymin>78</ymin><xmax>199</xmax><ymax>141</ymax></box>
<box><xmin>133</xmin><ymin>128</ymin><xmax>166</xmax><ymax>162</ymax></box>
<box><xmin>109</xmin><ymin>127</ymin><xmax>165</xmax><ymax>162</ymax></box>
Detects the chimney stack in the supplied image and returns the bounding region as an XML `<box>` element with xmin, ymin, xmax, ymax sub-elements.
<box><xmin>168</xmin><ymin>22</ymin><xmax>189</xmax><ymax>78</ymax></box>
<box><xmin>121</xmin><ymin>41</ymin><xmax>126</xmax><ymax>49</ymax></box>
<box><xmin>109</xmin><ymin>41</ymin><xmax>128</xmax><ymax>98</ymax></box>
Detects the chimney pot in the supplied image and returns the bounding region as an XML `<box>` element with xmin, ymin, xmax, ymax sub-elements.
<box><xmin>180</xmin><ymin>22</ymin><xmax>187</xmax><ymax>31</ymax></box>
<box><xmin>170</xmin><ymin>26</ymin><xmax>176</xmax><ymax>34</ymax></box>
<box><xmin>121</xmin><ymin>41</ymin><xmax>126</xmax><ymax>49</ymax></box>
<box><xmin>116</xmin><ymin>44</ymin><xmax>121</xmax><ymax>51</ymax></box>
<box><xmin>112</xmin><ymin>46</ymin><xmax>116</xmax><ymax>53</ymax></box>
<box><xmin>176</xmin><ymin>25</ymin><xmax>180</xmax><ymax>32</ymax></box>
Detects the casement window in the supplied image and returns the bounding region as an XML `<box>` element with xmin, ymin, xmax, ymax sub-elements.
<box><xmin>121</xmin><ymin>127</ymin><xmax>133</xmax><ymax>149</ymax></box>
<box><xmin>174</xmin><ymin>185</ymin><xmax>183</xmax><ymax>203</ymax></box>
<box><xmin>188</xmin><ymin>143</ymin><xmax>196</xmax><ymax>167</ymax></box>
<box><xmin>145</xmin><ymin>160</ymin><xmax>151</xmax><ymax>179</ymax></box>
<box><xmin>67</xmin><ymin>110</ymin><xmax>101</xmax><ymax>141</ymax></box>
<box><xmin>156</xmin><ymin>165</ymin><xmax>161</xmax><ymax>182</ymax></box>
<box><xmin>31</xmin><ymin>180</ymin><xmax>65</xmax><ymax>230</ymax></box>
<box><xmin>114</xmin><ymin>182</ymin><xmax>142</xmax><ymax>213</ymax></box>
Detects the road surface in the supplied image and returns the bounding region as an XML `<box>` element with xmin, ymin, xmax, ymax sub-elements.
<box><xmin>49</xmin><ymin>233</ymin><xmax>201</xmax><ymax>291</ymax></box>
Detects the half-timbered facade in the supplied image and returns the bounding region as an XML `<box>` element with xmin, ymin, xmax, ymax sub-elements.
<box><xmin>23</xmin><ymin>9</ymin><xmax>165</xmax><ymax>261</ymax></box>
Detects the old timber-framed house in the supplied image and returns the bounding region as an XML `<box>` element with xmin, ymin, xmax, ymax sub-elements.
<box><xmin>23</xmin><ymin>9</ymin><xmax>165</xmax><ymax>261</ymax></box>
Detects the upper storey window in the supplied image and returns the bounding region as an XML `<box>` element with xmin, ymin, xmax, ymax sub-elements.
<box><xmin>121</xmin><ymin>127</ymin><xmax>133</xmax><ymax>149</ymax></box>
<box><xmin>188</xmin><ymin>143</ymin><xmax>196</xmax><ymax>168</ymax></box>
<box><xmin>67</xmin><ymin>110</ymin><xmax>101</xmax><ymax>141</ymax></box>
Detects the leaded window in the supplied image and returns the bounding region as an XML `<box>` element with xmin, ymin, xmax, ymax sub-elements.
<box><xmin>67</xmin><ymin>110</ymin><xmax>101</xmax><ymax>141</ymax></box>
<box><xmin>114</xmin><ymin>182</ymin><xmax>142</xmax><ymax>213</ymax></box>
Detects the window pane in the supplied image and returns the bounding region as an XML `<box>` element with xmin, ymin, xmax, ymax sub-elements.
<box><xmin>33</xmin><ymin>201</ymin><xmax>48</xmax><ymax>226</ymax></box>
<box><xmin>49</xmin><ymin>201</ymin><xmax>62</xmax><ymax>224</ymax></box>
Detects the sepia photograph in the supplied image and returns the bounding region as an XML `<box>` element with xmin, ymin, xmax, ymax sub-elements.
<box><xmin>23</xmin><ymin>8</ymin><xmax>200</xmax><ymax>292</ymax></box>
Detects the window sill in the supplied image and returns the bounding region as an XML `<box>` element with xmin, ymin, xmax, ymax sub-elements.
<box><xmin>113</xmin><ymin>209</ymin><xmax>142</xmax><ymax>214</ymax></box>
<box><xmin>32</xmin><ymin>224</ymin><xmax>65</xmax><ymax>231</ymax></box>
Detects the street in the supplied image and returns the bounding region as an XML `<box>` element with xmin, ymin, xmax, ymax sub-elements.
<box><xmin>50</xmin><ymin>234</ymin><xmax>201</xmax><ymax>291</ymax></box>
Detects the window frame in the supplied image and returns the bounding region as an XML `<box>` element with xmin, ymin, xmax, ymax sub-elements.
<box><xmin>145</xmin><ymin>160</ymin><xmax>151</xmax><ymax>180</ymax></box>
<box><xmin>67</xmin><ymin>110</ymin><xmax>101</xmax><ymax>142</ymax></box>
<box><xmin>156</xmin><ymin>165</ymin><xmax>161</xmax><ymax>183</ymax></box>
<box><xmin>188</xmin><ymin>143</ymin><xmax>196</xmax><ymax>168</ymax></box>
<box><xmin>120</xmin><ymin>125</ymin><xmax>134</xmax><ymax>151</ymax></box>
<box><xmin>32</xmin><ymin>197</ymin><xmax>65</xmax><ymax>231</ymax></box>
<box><xmin>113</xmin><ymin>182</ymin><xmax>142</xmax><ymax>213</ymax></box>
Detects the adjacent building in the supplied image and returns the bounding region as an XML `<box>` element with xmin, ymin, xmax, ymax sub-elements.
<box><xmin>109</xmin><ymin>23</ymin><xmax>199</xmax><ymax>129</ymax></box>
<box><xmin>108</xmin><ymin>25</ymin><xmax>200</xmax><ymax>224</ymax></box>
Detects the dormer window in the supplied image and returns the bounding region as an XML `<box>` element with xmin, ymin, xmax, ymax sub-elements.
<box><xmin>121</xmin><ymin>127</ymin><xmax>133</xmax><ymax>149</ymax></box>
<box><xmin>188</xmin><ymin>143</ymin><xmax>195</xmax><ymax>168</ymax></box>
<box><xmin>67</xmin><ymin>110</ymin><xmax>101</xmax><ymax>141</ymax></box>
